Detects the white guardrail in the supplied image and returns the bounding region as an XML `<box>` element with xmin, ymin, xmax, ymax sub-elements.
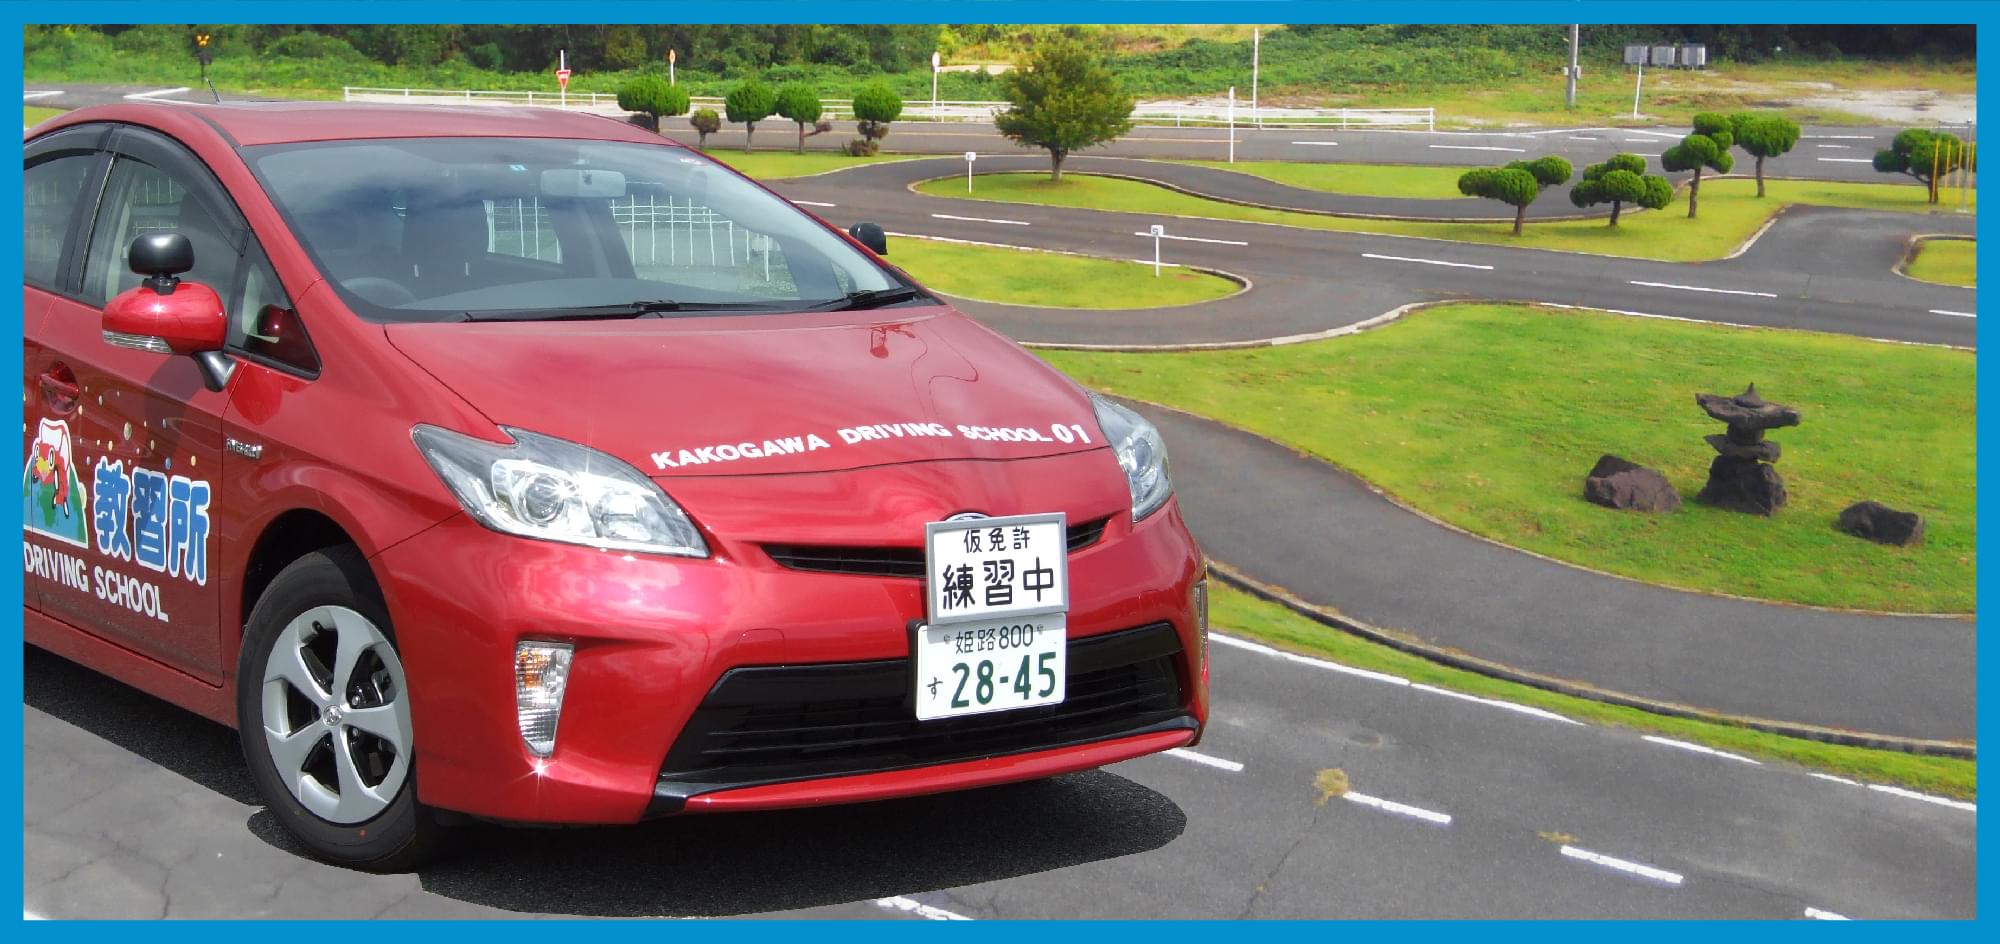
<box><xmin>342</xmin><ymin>87</ymin><xmax>1435</xmax><ymax>131</ymax></box>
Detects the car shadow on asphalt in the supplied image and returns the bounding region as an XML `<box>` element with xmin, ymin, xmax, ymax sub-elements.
<box><xmin>26</xmin><ymin>645</ymin><xmax>1187</xmax><ymax>917</ymax></box>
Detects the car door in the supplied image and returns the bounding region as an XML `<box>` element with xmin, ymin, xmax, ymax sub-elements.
<box><xmin>23</xmin><ymin>125</ymin><xmax>112</xmax><ymax>615</ymax></box>
<box><xmin>34</xmin><ymin>125</ymin><xmax>242</xmax><ymax>682</ymax></box>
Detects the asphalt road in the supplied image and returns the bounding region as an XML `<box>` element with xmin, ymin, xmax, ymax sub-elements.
<box><xmin>23</xmin><ymin>638</ymin><xmax>1974</xmax><ymax>918</ymax></box>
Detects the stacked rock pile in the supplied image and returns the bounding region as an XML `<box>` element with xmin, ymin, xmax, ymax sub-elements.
<box><xmin>1694</xmin><ymin>384</ymin><xmax>1799</xmax><ymax>516</ymax></box>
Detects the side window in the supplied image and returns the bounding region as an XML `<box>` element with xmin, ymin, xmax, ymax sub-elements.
<box><xmin>230</xmin><ymin>249</ymin><xmax>319</xmax><ymax>376</ymax></box>
<box><xmin>24</xmin><ymin>153</ymin><xmax>95</xmax><ymax>288</ymax></box>
<box><xmin>80</xmin><ymin>156</ymin><xmax>239</xmax><ymax>307</ymax></box>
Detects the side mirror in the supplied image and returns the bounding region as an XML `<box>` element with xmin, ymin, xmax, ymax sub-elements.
<box><xmin>848</xmin><ymin>222</ymin><xmax>888</xmax><ymax>256</ymax></box>
<box><xmin>102</xmin><ymin>233</ymin><xmax>234</xmax><ymax>391</ymax></box>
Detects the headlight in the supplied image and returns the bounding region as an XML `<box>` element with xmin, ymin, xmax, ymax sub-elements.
<box><xmin>1090</xmin><ymin>394</ymin><xmax>1173</xmax><ymax>521</ymax></box>
<box><xmin>412</xmin><ymin>425</ymin><xmax>708</xmax><ymax>557</ymax></box>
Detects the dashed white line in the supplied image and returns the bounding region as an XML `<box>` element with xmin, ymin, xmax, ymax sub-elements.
<box><xmin>1866</xmin><ymin>784</ymin><xmax>1976</xmax><ymax>813</ymax></box>
<box><xmin>123</xmin><ymin>87</ymin><xmax>191</xmax><ymax>101</ymax></box>
<box><xmin>1131</xmin><ymin>231</ymin><xmax>1250</xmax><ymax>246</ymax></box>
<box><xmin>1559</xmin><ymin>845</ymin><xmax>1685</xmax><ymax>886</ymax></box>
<box><xmin>1621</xmin><ymin>138</ymin><xmax>1659</xmax><ymax>144</ymax></box>
<box><xmin>1804</xmin><ymin>907</ymin><xmax>1852</xmax><ymax>920</ymax></box>
<box><xmin>931</xmin><ymin>212</ymin><xmax>1029</xmax><ymax>226</ymax></box>
<box><xmin>1628</xmin><ymin>279</ymin><xmax>1777</xmax><ymax>298</ymax></box>
<box><xmin>875</xmin><ymin>896</ymin><xmax>973</xmax><ymax>921</ymax></box>
<box><xmin>1809</xmin><ymin>772</ymin><xmax>1862</xmax><ymax>786</ymax></box>
<box><xmin>1344</xmin><ymin>791</ymin><xmax>1453</xmax><ymax>826</ymax></box>
<box><xmin>1209</xmin><ymin>633</ymin><xmax>1411</xmax><ymax>687</ymax></box>
<box><xmin>1817</xmin><ymin>157</ymin><xmax>1875</xmax><ymax>164</ymax></box>
<box><xmin>1620</xmin><ymin>129</ymin><xmax>1685</xmax><ymax>139</ymax></box>
<box><xmin>1429</xmin><ymin>144</ymin><xmax>1526</xmax><ymax>153</ymax></box>
<box><xmin>1290</xmin><ymin>140</ymin><xmax>1340</xmax><ymax>147</ymax></box>
<box><xmin>1804</xmin><ymin>134</ymin><xmax>1875</xmax><ymax>140</ymax></box>
<box><xmin>1165</xmin><ymin>748</ymin><xmax>1245</xmax><ymax>773</ymax></box>
<box><xmin>792</xmin><ymin>199</ymin><xmax>837</xmax><ymax>207</ymax></box>
<box><xmin>1929</xmin><ymin>309</ymin><xmax>1976</xmax><ymax>319</ymax></box>
<box><xmin>1566</xmin><ymin>136</ymin><xmax>1602</xmax><ymax>141</ymax></box>
<box><xmin>23</xmin><ymin>90</ymin><xmax>60</xmax><ymax>100</ymax></box>
<box><xmin>1642</xmin><ymin>735</ymin><xmax>1762</xmax><ymax>765</ymax></box>
<box><xmin>1363</xmin><ymin>252</ymin><xmax>1494</xmax><ymax>271</ymax></box>
<box><xmin>1814</xmin><ymin>144</ymin><xmax>1852</xmax><ymax>150</ymax></box>
<box><xmin>1409</xmin><ymin>683</ymin><xmax>1582</xmax><ymax>725</ymax></box>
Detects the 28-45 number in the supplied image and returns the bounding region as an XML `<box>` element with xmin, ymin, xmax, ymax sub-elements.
<box><xmin>951</xmin><ymin>652</ymin><xmax>1058</xmax><ymax>708</ymax></box>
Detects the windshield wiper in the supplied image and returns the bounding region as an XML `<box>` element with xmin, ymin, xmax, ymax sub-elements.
<box><xmin>806</xmin><ymin>286</ymin><xmax>926</xmax><ymax>312</ymax></box>
<box><xmin>461</xmin><ymin>300</ymin><xmax>685</xmax><ymax>322</ymax></box>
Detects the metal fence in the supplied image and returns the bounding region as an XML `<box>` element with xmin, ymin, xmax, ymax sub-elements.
<box><xmin>342</xmin><ymin>87</ymin><xmax>1435</xmax><ymax>131</ymax></box>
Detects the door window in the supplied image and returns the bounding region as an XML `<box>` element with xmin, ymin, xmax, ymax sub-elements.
<box><xmin>24</xmin><ymin>153</ymin><xmax>95</xmax><ymax>289</ymax></box>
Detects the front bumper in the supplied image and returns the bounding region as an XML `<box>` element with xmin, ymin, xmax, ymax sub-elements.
<box><xmin>373</xmin><ymin>495</ymin><xmax>1207</xmax><ymax>824</ymax></box>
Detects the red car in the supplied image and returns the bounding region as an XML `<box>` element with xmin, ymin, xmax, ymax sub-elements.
<box><xmin>22</xmin><ymin>102</ymin><xmax>1208</xmax><ymax>870</ymax></box>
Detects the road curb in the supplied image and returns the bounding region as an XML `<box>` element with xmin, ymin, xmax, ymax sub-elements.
<box><xmin>1205</xmin><ymin>559</ymin><xmax>1975</xmax><ymax>759</ymax></box>
<box><xmin>1891</xmin><ymin>232</ymin><xmax>1977</xmax><ymax>286</ymax></box>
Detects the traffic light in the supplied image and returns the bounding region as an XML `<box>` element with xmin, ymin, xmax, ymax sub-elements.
<box><xmin>194</xmin><ymin>32</ymin><xmax>213</xmax><ymax>69</ymax></box>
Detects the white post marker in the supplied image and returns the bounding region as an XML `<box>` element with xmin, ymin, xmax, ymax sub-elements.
<box><xmin>1630</xmin><ymin>59</ymin><xmax>1643</xmax><ymax>119</ymax></box>
<box><xmin>1251</xmin><ymin>29</ymin><xmax>1262</xmax><ymax>130</ymax></box>
<box><xmin>668</xmin><ymin>48</ymin><xmax>676</xmax><ymax>86</ymax></box>
<box><xmin>557</xmin><ymin>50</ymin><xmax>570</xmax><ymax>110</ymax></box>
<box><xmin>1149</xmin><ymin>224</ymin><xmax>1165</xmax><ymax>277</ymax></box>
<box><xmin>1227</xmin><ymin>86</ymin><xmax>1237</xmax><ymax>164</ymax></box>
<box><xmin>932</xmin><ymin>51</ymin><xmax>941</xmax><ymax>118</ymax></box>
<box><xmin>965</xmin><ymin>151</ymin><xmax>976</xmax><ymax>192</ymax></box>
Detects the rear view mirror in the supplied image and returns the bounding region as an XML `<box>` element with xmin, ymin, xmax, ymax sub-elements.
<box><xmin>540</xmin><ymin>168</ymin><xmax>627</xmax><ymax>199</ymax></box>
<box><xmin>849</xmin><ymin>222</ymin><xmax>888</xmax><ymax>255</ymax></box>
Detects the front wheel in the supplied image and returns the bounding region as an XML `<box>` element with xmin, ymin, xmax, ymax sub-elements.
<box><xmin>236</xmin><ymin>546</ymin><xmax>448</xmax><ymax>871</ymax></box>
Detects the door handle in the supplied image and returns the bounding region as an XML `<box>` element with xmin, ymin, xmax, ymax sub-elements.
<box><xmin>38</xmin><ymin>364</ymin><xmax>79</xmax><ymax>414</ymax></box>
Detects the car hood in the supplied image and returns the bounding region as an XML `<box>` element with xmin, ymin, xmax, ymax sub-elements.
<box><xmin>385</xmin><ymin>308</ymin><xmax>1105</xmax><ymax>477</ymax></box>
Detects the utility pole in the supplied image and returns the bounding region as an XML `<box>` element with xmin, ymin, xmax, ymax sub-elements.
<box><xmin>1566</xmin><ymin>25</ymin><xmax>1579</xmax><ymax>110</ymax></box>
<box><xmin>1251</xmin><ymin>28</ymin><xmax>1261</xmax><ymax>129</ymax></box>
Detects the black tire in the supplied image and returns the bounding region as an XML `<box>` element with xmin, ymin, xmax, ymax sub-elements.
<box><xmin>236</xmin><ymin>545</ymin><xmax>450</xmax><ymax>871</ymax></box>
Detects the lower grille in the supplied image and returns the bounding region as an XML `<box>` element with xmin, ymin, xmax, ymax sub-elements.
<box><xmin>650</xmin><ymin>622</ymin><xmax>1191</xmax><ymax>813</ymax></box>
<box><xmin>763</xmin><ymin>516</ymin><xmax>1111</xmax><ymax>579</ymax></box>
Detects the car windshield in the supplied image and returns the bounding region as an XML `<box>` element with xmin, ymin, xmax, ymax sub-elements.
<box><xmin>242</xmin><ymin>136</ymin><xmax>906</xmax><ymax>323</ymax></box>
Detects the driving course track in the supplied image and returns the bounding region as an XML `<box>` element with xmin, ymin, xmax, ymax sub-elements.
<box><xmin>22</xmin><ymin>91</ymin><xmax>1977</xmax><ymax>917</ymax></box>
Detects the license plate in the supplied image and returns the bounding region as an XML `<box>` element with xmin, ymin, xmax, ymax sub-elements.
<box><xmin>911</xmin><ymin>614</ymin><xmax>1066</xmax><ymax>720</ymax></box>
<box><xmin>918</xmin><ymin>512</ymin><xmax>1070</xmax><ymax>720</ymax></box>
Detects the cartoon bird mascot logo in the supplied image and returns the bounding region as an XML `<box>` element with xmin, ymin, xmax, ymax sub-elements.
<box><xmin>23</xmin><ymin>418</ymin><xmax>90</xmax><ymax>547</ymax></box>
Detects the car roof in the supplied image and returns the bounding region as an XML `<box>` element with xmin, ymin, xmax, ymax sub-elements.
<box><xmin>42</xmin><ymin>101</ymin><xmax>676</xmax><ymax>149</ymax></box>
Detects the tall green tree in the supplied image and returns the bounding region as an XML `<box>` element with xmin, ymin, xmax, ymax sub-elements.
<box><xmin>773</xmin><ymin>82</ymin><xmax>824</xmax><ymax>154</ymax></box>
<box><xmin>1874</xmin><ymin>128</ymin><xmax>1975</xmax><ymax>204</ymax></box>
<box><xmin>993</xmin><ymin>39</ymin><xmax>1135</xmax><ymax>182</ymax></box>
<box><xmin>1727</xmin><ymin>113</ymin><xmax>1801</xmax><ymax>198</ymax></box>
<box><xmin>1660</xmin><ymin>113</ymin><xmax>1735</xmax><ymax>218</ymax></box>
<box><xmin>616</xmin><ymin>74</ymin><xmax>689</xmax><ymax>133</ymax></box>
<box><xmin>1569</xmin><ymin>153</ymin><xmax>1673</xmax><ymax>226</ymax></box>
<box><xmin>724</xmin><ymin>79</ymin><xmax>778</xmax><ymax>152</ymax></box>
<box><xmin>1457</xmin><ymin>156</ymin><xmax>1571</xmax><ymax>235</ymax></box>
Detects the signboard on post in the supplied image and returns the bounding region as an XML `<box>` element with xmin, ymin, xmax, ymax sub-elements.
<box><xmin>964</xmin><ymin>151</ymin><xmax>977</xmax><ymax>192</ymax></box>
<box><xmin>668</xmin><ymin>48</ymin><xmax>676</xmax><ymax>85</ymax></box>
<box><xmin>1623</xmin><ymin>44</ymin><xmax>1647</xmax><ymax>65</ymax></box>
<box><xmin>556</xmin><ymin>49</ymin><xmax>569</xmax><ymax>108</ymax></box>
<box><xmin>1149</xmin><ymin>224</ymin><xmax>1165</xmax><ymax>277</ymax></box>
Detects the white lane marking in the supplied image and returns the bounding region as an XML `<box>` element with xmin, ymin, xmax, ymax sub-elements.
<box><xmin>1804</xmin><ymin>907</ymin><xmax>1852</xmax><ymax>920</ymax></box>
<box><xmin>792</xmin><ymin>199</ymin><xmax>836</xmax><ymax>207</ymax></box>
<box><xmin>1814</xmin><ymin>144</ymin><xmax>1852</xmax><ymax>149</ymax></box>
<box><xmin>1817</xmin><ymin>157</ymin><xmax>1875</xmax><ymax>164</ymax></box>
<box><xmin>1290</xmin><ymin>140</ymin><xmax>1340</xmax><ymax>147</ymax></box>
<box><xmin>1131</xmin><ymin>231</ymin><xmax>1250</xmax><ymax>246</ymax></box>
<box><xmin>1566</xmin><ymin>136</ymin><xmax>1602</xmax><ymax>141</ymax></box>
<box><xmin>1428</xmin><ymin>144</ymin><xmax>1526</xmax><ymax>153</ymax></box>
<box><xmin>1621</xmin><ymin>138</ymin><xmax>1660</xmax><ymax>144</ymax></box>
<box><xmin>930</xmin><ymin>212</ymin><xmax>1029</xmax><ymax>226</ymax></box>
<box><xmin>1409</xmin><ymin>683</ymin><xmax>1582</xmax><ymax>725</ymax></box>
<box><xmin>1559</xmin><ymin>845</ymin><xmax>1685</xmax><ymax>886</ymax></box>
<box><xmin>1804</xmin><ymin>134</ymin><xmax>1875</xmax><ymax>140</ymax></box>
<box><xmin>1209</xmin><ymin>632</ymin><xmax>1411</xmax><ymax>687</ymax></box>
<box><xmin>1362</xmin><ymin>252</ymin><xmax>1493</xmax><ymax>271</ymax></box>
<box><xmin>1929</xmin><ymin>309</ymin><xmax>1976</xmax><ymax>318</ymax></box>
<box><xmin>1620</xmin><ymin>129</ymin><xmax>1685</xmax><ymax>139</ymax></box>
<box><xmin>23</xmin><ymin>90</ymin><xmax>61</xmax><ymax>100</ymax></box>
<box><xmin>1641</xmin><ymin>735</ymin><xmax>1762</xmax><ymax>765</ymax></box>
<box><xmin>1866</xmin><ymin>784</ymin><xmax>1976</xmax><ymax>813</ymax></box>
<box><xmin>123</xmin><ymin>87</ymin><xmax>191</xmax><ymax>101</ymax></box>
<box><xmin>1809</xmin><ymin>772</ymin><xmax>1862</xmax><ymax>786</ymax></box>
<box><xmin>1628</xmin><ymin>279</ymin><xmax>1778</xmax><ymax>298</ymax></box>
<box><xmin>1623</xmin><ymin>153</ymin><xmax>1662</xmax><ymax>158</ymax></box>
<box><xmin>875</xmin><ymin>897</ymin><xmax>973</xmax><ymax>921</ymax></box>
<box><xmin>1344</xmin><ymin>791</ymin><xmax>1453</xmax><ymax>825</ymax></box>
<box><xmin>1165</xmin><ymin>748</ymin><xmax>1246</xmax><ymax>772</ymax></box>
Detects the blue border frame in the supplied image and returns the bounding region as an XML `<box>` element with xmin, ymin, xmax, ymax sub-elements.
<box><xmin>7</xmin><ymin>0</ymin><xmax>1989</xmax><ymax>931</ymax></box>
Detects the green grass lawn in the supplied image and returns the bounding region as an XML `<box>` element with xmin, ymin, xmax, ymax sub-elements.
<box><xmin>1906</xmin><ymin>238</ymin><xmax>1976</xmax><ymax>288</ymax></box>
<box><xmin>24</xmin><ymin>105</ymin><xmax>62</xmax><ymax>126</ymax></box>
<box><xmin>1171</xmin><ymin>160</ymin><xmax>1470</xmax><ymax>199</ymax></box>
<box><xmin>892</xmin><ymin>238</ymin><xmax>1240</xmax><ymax>309</ymax></box>
<box><xmin>1044</xmin><ymin>302</ymin><xmax>1974</xmax><ymax>613</ymax></box>
<box><xmin>918</xmin><ymin>172</ymin><xmax>1969</xmax><ymax>262</ymax></box>
<box><xmin>1210</xmin><ymin>584</ymin><xmax>1973</xmax><ymax>798</ymax></box>
<box><xmin>705</xmin><ymin>149</ymin><xmax>920</xmax><ymax>180</ymax></box>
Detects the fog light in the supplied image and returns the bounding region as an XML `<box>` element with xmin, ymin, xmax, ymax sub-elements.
<box><xmin>516</xmin><ymin>642</ymin><xmax>574</xmax><ymax>756</ymax></box>
<box><xmin>1192</xmin><ymin>578</ymin><xmax>1209</xmax><ymax>675</ymax></box>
